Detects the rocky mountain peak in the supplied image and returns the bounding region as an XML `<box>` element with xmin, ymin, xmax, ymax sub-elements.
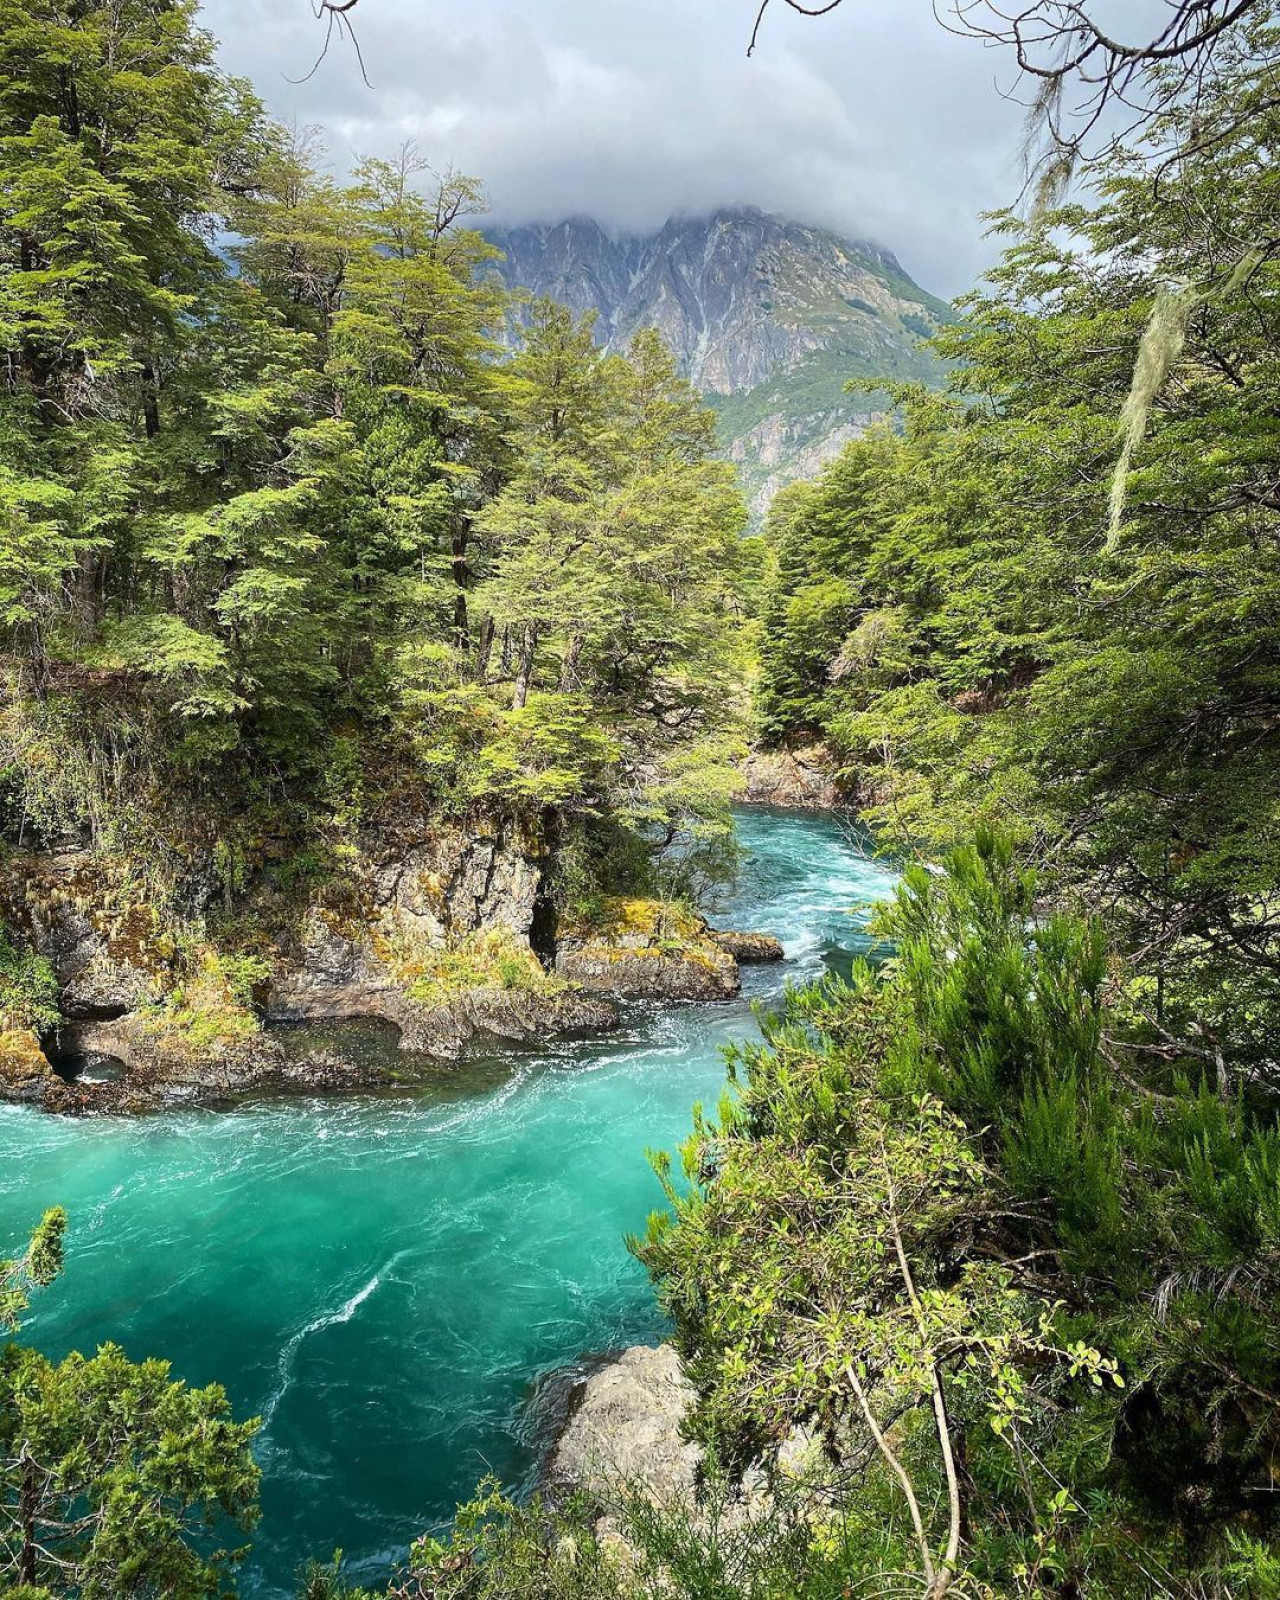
<box><xmin>486</xmin><ymin>206</ymin><xmax>951</xmax><ymax>518</ymax></box>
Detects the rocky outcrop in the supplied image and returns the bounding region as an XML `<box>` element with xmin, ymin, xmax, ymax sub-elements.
<box><xmin>0</xmin><ymin>851</ymin><xmax>169</xmax><ymax>1019</ymax></box>
<box><xmin>557</xmin><ymin>899</ymin><xmax>741</xmax><ymax>1003</ymax></box>
<box><xmin>547</xmin><ymin>1342</ymin><xmax>823</xmax><ymax>1553</ymax></box>
<box><xmin>1</xmin><ymin>804</ymin><xmax>796</xmax><ymax>1113</ymax></box>
<box><xmin>711</xmin><ymin>930</ymin><xmax>785</xmax><ymax>964</ymax></box>
<box><xmin>549</xmin><ymin>1344</ymin><xmax>701</xmax><ymax>1502</ymax></box>
<box><xmin>0</xmin><ymin>1027</ymin><xmax>58</xmax><ymax>1102</ymax></box>
<box><xmin>739</xmin><ymin>743</ymin><xmax>846</xmax><ymax>811</ymax></box>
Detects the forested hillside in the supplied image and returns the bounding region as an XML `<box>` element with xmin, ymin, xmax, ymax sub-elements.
<box><xmin>0</xmin><ymin>0</ymin><xmax>756</xmax><ymax>1115</ymax></box>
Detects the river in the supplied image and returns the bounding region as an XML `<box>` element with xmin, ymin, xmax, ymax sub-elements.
<box><xmin>0</xmin><ymin>808</ymin><xmax>896</xmax><ymax>1596</ymax></box>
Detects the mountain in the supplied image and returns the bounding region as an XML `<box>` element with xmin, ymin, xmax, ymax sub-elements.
<box><xmin>485</xmin><ymin>207</ymin><xmax>952</xmax><ymax>521</ymax></box>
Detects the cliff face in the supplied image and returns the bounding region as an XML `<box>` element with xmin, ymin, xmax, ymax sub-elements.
<box><xmin>487</xmin><ymin>207</ymin><xmax>950</xmax><ymax>519</ymax></box>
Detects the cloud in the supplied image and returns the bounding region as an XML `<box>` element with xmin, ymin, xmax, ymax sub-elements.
<box><xmin>200</xmin><ymin>0</ymin><xmax>1032</xmax><ymax>296</ymax></box>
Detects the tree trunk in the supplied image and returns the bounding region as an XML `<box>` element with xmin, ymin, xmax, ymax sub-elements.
<box><xmin>451</xmin><ymin>525</ymin><xmax>469</xmax><ymax>653</ymax></box>
<box><xmin>512</xmin><ymin>623</ymin><xmax>538</xmax><ymax>710</ymax></box>
<box><xmin>558</xmin><ymin>633</ymin><xmax>585</xmax><ymax>691</ymax></box>
<box><xmin>141</xmin><ymin>359</ymin><xmax>160</xmax><ymax>439</ymax></box>
<box><xmin>19</xmin><ymin>1446</ymin><xmax>38</xmax><ymax>1587</ymax></box>
<box><xmin>475</xmin><ymin>613</ymin><xmax>495</xmax><ymax>683</ymax></box>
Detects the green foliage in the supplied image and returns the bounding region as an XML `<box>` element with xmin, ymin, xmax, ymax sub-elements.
<box><xmin>0</xmin><ymin>10</ymin><xmax>749</xmax><ymax>940</ymax></box>
<box><xmin>142</xmin><ymin>946</ymin><xmax>270</xmax><ymax>1053</ymax></box>
<box><xmin>0</xmin><ymin>1208</ymin><xmax>260</xmax><ymax>1596</ymax></box>
<box><xmin>395</xmin><ymin>1478</ymin><xmax>621</xmax><ymax>1599</ymax></box>
<box><xmin>0</xmin><ymin>1208</ymin><xmax>64</xmax><ymax>1333</ymax></box>
<box><xmin>0</xmin><ymin>1342</ymin><xmax>260</xmax><ymax>1597</ymax></box>
<box><xmin>389</xmin><ymin>929</ymin><xmax>563</xmax><ymax>1009</ymax></box>
<box><xmin>754</xmin><ymin>19</ymin><xmax>1280</xmax><ymax>1081</ymax></box>
<box><xmin>635</xmin><ymin>834</ymin><xmax>1280</xmax><ymax>1595</ymax></box>
<box><xmin>0</xmin><ymin>921</ymin><xmax>58</xmax><ymax>1034</ymax></box>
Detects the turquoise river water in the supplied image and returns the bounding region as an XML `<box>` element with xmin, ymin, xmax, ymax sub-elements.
<box><xmin>0</xmin><ymin>808</ymin><xmax>897</xmax><ymax>1596</ymax></box>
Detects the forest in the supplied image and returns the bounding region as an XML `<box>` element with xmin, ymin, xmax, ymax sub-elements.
<box><xmin>1</xmin><ymin>0</ymin><xmax>1279</xmax><ymax>1596</ymax></box>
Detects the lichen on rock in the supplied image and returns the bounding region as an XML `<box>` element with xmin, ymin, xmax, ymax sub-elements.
<box><xmin>556</xmin><ymin>897</ymin><xmax>753</xmax><ymax>1002</ymax></box>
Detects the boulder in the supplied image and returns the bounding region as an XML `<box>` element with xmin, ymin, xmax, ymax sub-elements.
<box><xmin>557</xmin><ymin>899</ymin><xmax>741</xmax><ymax>1003</ymax></box>
<box><xmin>547</xmin><ymin>1342</ymin><xmax>827</xmax><ymax>1567</ymax></box>
<box><xmin>549</xmin><ymin>1344</ymin><xmax>701</xmax><ymax>1503</ymax></box>
<box><xmin>711</xmin><ymin>930</ymin><xmax>785</xmax><ymax>964</ymax></box>
<box><xmin>0</xmin><ymin>1027</ymin><xmax>56</xmax><ymax>1103</ymax></box>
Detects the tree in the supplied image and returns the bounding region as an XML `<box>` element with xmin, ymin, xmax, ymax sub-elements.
<box><xmin>637</xmin><ymin>832</ymin><xmax>1280</xmax><ymax>1595</ymax></box>
<box><xmin>756</xmin><ymin>17</ymin><xmax>1280</xmax><ymax>1074</ymax></box>
<box><xmin>473</xmin><ymin>307</ymin><xmax>749</xmax><ymax>858</ymax></box>
<box><xmin>0</xmin><ymin>1210</ymin><xmax>260</xmax><ymax>1597</ymax></box>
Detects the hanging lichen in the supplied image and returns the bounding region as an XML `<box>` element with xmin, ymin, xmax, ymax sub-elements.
<box><xmin>1107</xmin><ymin>282</ymin><xmax>1198</xmax><ymax>550</ymax></box>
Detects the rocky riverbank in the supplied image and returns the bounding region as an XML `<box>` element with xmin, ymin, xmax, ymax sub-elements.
<box><xmin>545</xmin><ymin>1342</ymin><xmax>824</xmax><ymax>1565</ymax></box>
<box><xmin>738</xmin><ymin>742</ymin><xmax>847</xmax><ymax>811</ymax></box>
<box><xmin>0</xmin><ymin>810</ymin><xmax>787</xmax><ymax>1115</ymax></box>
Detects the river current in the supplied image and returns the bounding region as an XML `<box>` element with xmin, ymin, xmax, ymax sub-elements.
<box><xmin>0</xmin><ymin>808</ymin><xmax>896</xmax><ymax>1596</ymax></box>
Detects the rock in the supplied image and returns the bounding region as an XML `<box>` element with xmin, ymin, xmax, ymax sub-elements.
<box><xmin>558</xmin><ymin>900</ymin><xmax>741</xmax><ymax>1003</ymax></box>
<box><xmin>549</xmin><ymin>1344</ymin><xmax>701</xmax><ymax>1503</ymax></box>
<box><xmin>711</xmin><ymin>930</ymin><xmax>784</xmax><ymax>964</ymax></box>
<box><xmin>547</xmin><ymin>1342</ymin><xmax>829</xmax><ymax>1564</ymax></box>
<box><xmin>396</xmin><ymin>986</ymin><xmax>619</xmax><ymax>1057</ymax></box>
<box><xmin>261</xmin><ymin>814</ymin><xmax>600</xmax><ymax>1060</ymax></box>
<box><xmin>5</xmin><ymin>808</ymin><xmax>625</xmax><ymax>1110</ymax></box>
<box><xmin>60</xmin><ymin>1015</ymin><xmax>281</xmax><ymax>1096</ymax></box>
<box><xmin>0</xmin><ymin>1027</ymin><xmax>56</xmax><ymax>1102</ymax></box>
<box><xmin>558</xmin><ymin>946</ymin><xmax>739</xmax><ymax>1003</ymax></box>
<box><xmin>0</xmin><ymin>851</ymin><xmax>167</xmax><ymax>1019</ymax></box>
<box><xmin>738</xmin><ymin>743</ymin><xmax>845</xmax><ymax>811</ymax></box>
<box><xmin>555</xmin><ymin>899</ymin><xmax>742</xmax><ymax>997</ymax></box>
<box><xmin>364</xmin><ymin>813</ymin><xmax>555</xmax><ymax>951</ymax></box>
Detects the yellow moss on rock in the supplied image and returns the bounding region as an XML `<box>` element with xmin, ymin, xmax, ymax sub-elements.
<box><xmin>566</xmin><ymin>897</ymin><xmax>708</xmax><ymax>947</ymax></box>
<box><xmin>0</xmin><ymin>1027</ymin><xmax>52</xmax><ymax>1089</ymax></box>
<box><xmin>384</xmin><ymin>928</ymin><xmax>566</xmax><ymax>1011</ymax></box>
<box><xmin>138</xmin><ymin>947</ymin><xmax>269</xmax><ymax>1058</ymax></box>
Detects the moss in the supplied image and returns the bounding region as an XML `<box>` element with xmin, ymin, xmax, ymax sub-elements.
<box><xmin>566</xmin><ymin>896</ymin><xmax>708</xmax><ymax>946</ymax></box>
<box><xmin>0</xmin><ymin>1027</ymin><xmax>52</xmax><ymax>1088</ymax></box>
<box><xmin>561</xmin><ymin>898</ymin><xmax>735</xmax><ymax>975</ymax></box>
<box><xmin>383</xmin><ymin>929</ymin><xmax>567</xmax><ymax>1010</ymax></box>
<box><xmin>0</xmin><ymin>922</ymin><xmax>59</xmax><ymax>1035</ymax></box>
<box><xmin>139</xmin><ymin>947</ymin><xmax>271</xmax><ymax>1056</ymax></box>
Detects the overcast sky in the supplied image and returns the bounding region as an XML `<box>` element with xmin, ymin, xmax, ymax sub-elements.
<box><xmin>200</xmin><ymin>0</ymin><xmax>1050</xmax><ymax>298</ymax></box>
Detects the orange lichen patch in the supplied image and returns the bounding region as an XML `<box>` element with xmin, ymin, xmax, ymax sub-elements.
<box><xmin>413</xmin><ymin>870</ymin><xmax>449</xmax><ymax>916</ymax></box>
<box><xmin>0</xmin><ymin>1027</ymin><xmax>52</xmax><ymax>1089</ymax></box>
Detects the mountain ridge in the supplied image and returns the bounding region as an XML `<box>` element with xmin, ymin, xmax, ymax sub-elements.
<box><xmin>485</xmin><ymin>205</ymin><xmax>951</xmax><ymax>518</ymax></box>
